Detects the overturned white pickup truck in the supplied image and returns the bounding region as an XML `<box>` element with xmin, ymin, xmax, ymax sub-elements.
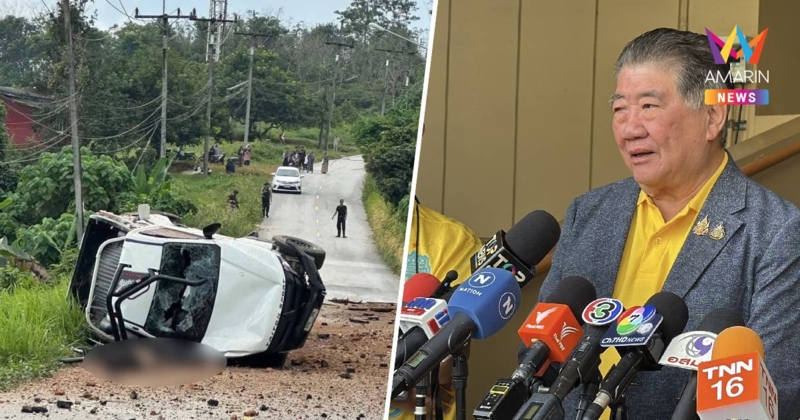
<box><xmin>68</xmin><ymin>207</ymin><xmax>327</xmax><ymax>367</ymax></box>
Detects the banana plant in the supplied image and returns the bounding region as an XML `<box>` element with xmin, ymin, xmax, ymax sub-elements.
<box><xmin>131</xmin><ymin>157</ymin><xmax>174</xmax><ymax>196</ymax></box>
<box><xmin>0</xmin><ymin>236</ymin><xmax>32</xmax><ymax>261</ymax></box>
<box><xmin>0</xmin><ymin>197</ymin><xmax>10</xmax><ymax>211</ymax></box>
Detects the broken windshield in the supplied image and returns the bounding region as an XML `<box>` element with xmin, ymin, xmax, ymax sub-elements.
<box><xmin>144</xmin><ymin>243</ymin><xmax>220</xmax><ymax>342</ymax></box>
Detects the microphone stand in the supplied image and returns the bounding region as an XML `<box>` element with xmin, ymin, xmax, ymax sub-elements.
<box><xmin>452</xmin><ymin>351</ymin><xmax>469</xmax><ymax>420</ymax></box>
<box><xmin>415</xmin><ymin>373</ymin><xmax>429</xmax><ymax>420</ymax></box>
<box><xmin>575</xmin><ymin>369</ymin><xmax>602</xmax><ymax>420</ymax></box>
<box><xmin>610</xmin><ymin>394</ymin><xmax>628</xmax><ymax>420</ymax></box>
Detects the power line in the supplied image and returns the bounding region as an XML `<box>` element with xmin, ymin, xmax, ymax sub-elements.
<box><xmin>134</xmin><ymin>6</ymin><xmax>192</xmax><ymax>158</ymax></box>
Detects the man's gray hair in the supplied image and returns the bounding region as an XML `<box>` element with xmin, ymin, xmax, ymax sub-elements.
<box><xmin>613</xmin><ymin>28</ymin><xmax>734</xmax><ymax>146</ymax></box>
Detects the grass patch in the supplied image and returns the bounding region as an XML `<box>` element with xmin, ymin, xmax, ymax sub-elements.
<box><xmin>170</xmin><ymin>131</ymin><xmax>360</xmax><ymax>237</ymax></box>
<box><xmin>171</xmin><ymin>163</ymin><xmax>270</xmax><ymax>238</ymax></box>
<box><xmin>362</xmin><ymin>175</ymin><xmax>406</xmax><ymax>275</ymax></box>
<box><xmin>0</xmin><ymin>275</ymin><xmax>86</xmax><ymax>392</ymax></box>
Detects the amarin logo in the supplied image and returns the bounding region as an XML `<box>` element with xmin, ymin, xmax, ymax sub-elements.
<box><xmin>498</xmin><ymin>292</ymin><xmax>516</xmax><ymax>320</ymax></box>
<box><xmin>468</xmin><ymin>271</ymin><xmax>496</xmax><ymax>289</ymax></box>
<box><xmin>706</xmin><ymin>25</ymin><xmax>768</xmax><ymax>65</ymax></box>
<box><xmin>704</xmin><ymin>25</ymin><xmax>770</xmax><ymax>106</ymax></box>
<box><xmin>536</xmin><ymin>307</ymin><xmax>557</xmax><ymax>325</ymax></box>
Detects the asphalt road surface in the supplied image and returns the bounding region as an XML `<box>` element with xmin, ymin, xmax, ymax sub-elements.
<box><xmin>260</xmin><ymin>155</ymin><xmax>401</xmax><ymax>304</ymax></box>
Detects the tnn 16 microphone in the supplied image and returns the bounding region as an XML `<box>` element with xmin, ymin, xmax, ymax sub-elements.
<box><xmin>470</xmin><ymin>210</ymin><xmax>560</xmax><ymax>288</ymax></box>
<box><xmin>473</xmin><ymin>276</ymin><xmax>597</xmax><ymax>420</ymax></box>
<box><xmin>696</xmin><ymin>326</ymin><xmax>777</xmax><ymax>420</ymax></box>
<box><xmin>662</xmin><ymin>308</ymin><xmax>745</xmax><ymax>420</ymax></box>
<box><xmin>391</xmin><ymin>267</ymin><xmax>522</xmax><ymax>400</ymax></box>
<box><xmin>581</xmin><ymin>291</ymin><xmax>689</xmax><ymax>420</ymax></box>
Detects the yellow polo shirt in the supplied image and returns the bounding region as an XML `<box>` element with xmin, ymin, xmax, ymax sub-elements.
<box><xmin>596</xmin><ymin>153</ymin><xmax>728</xmax><ymax>418</ymax></box>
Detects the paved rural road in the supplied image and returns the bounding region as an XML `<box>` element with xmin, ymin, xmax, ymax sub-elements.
<box><xmin>260</xmin><ymin>155</ymin><xmax>401</xmax><ymax>304</ymax></box>
<box><xmin>0</xmin><ymin>155</ymin><xmax>401</xmax><ymax>419</ymax></box>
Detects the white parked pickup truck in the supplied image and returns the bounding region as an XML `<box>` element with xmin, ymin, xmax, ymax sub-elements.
<box><xmin>68</xmin><ymin>207</ymin><xmax>327</xmax><ymax>367</ymax></box>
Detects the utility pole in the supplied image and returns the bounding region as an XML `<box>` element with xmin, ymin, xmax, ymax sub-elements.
<box><xmin>234</xmin><ymin>32</ymin><xmax>272</xmax><ymax>146</ymax></box>
<box><xmin>375</xmin><ymin>47</ymin><xmax>410</xmax><ymax>116</ymax></box>
<box><xmin>190</xmin><ymin>8</ymin><xmax>237</xmax><ymax>175</ymax></box>
<box><xmin>61</xmin><ymin>0</ymin><xmax>84</xmax><ymax>241</ymax></box>
<box><xmin>323</xmin><ymin>33</ymin><xmax>353</xmax><ymax>152</ymax></box>
<box><xmin>134</xmin><ymin>5</ymin><xmax>190</xmax><ymax>158</ymax></box>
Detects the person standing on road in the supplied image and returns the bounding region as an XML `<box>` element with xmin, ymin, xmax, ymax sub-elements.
<box><xmin>308</xmin><ymin>151</ymin><xmax>315</xmax><ymax>173</ymax></box>
<box><xmin>321</xmin><ymin>152</ymin><xmax>329</xmax><ymax>174</ymax></box>
<box><xmin>260</xmin><ymin>182</ymin><xmax>272</xmax><ymax>218</ymax></box>
<box><xmin>332</xmin><ymin>199</ymin><xmax>347</xmax><ymax>238</ymax></box>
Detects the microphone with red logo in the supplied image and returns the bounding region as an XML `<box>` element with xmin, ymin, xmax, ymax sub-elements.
<box><xmin>696</xmin><ymin>326</ymin><xmax>777</xmax><ymax>420</ymax></box>
<box><xmin>391</xmin><ymin>267</ymin><xmax>522</xmax><ymax>400</ymax></box>
<box><xmin>472</xmin><ymin>276</ymin><xmax>596</xmax><ymax>420</ymax></box>
<box><xmin>510</xmin><ymin>297</ymin><xmax>628</xmax><ymax>420</ymax></box>
<box><xmin>581</xmin><ymin>291</ymin><xmax>689</xmax><ymax>420</ymax></box>
<box><xmin>395</xmin><ymin>273</ymin><xmax>454</xmax><ymax>369</ymax></box>
<box><xmin>660</xmin><ymin>308</ymin><xmax>745</xmax><ymax>420</ymax></box>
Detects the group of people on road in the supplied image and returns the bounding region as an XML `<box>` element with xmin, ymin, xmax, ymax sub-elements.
<box><xmin>282</xmin><ymin>147</ymin><xmax>317</xmax><ymax>173</ymax></box>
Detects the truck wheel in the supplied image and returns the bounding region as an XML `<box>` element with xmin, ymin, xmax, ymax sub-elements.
<box><xmin>272</xmin><ymin>235</ymin><xmax>326</xmax><ymax>270</ymax></box>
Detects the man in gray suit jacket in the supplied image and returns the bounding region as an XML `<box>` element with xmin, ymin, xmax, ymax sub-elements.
<box><xmin>537</xmin><ymin>28</ymin><xmax>800</xmax><ymax>419</ymax></box>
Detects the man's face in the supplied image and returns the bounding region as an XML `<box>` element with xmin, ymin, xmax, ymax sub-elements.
<box><xmin>611</xmin><ymin>64</ymin><xmax>715</xmax><ymax>190</ymax></box>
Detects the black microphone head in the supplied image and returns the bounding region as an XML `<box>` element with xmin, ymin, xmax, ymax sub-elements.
<box><xmin>697</xmin><ymin>308</ymin><xmax>745</xmax><ymax>333</ymax></box>
<box><xmin>545</xmin><ymin>276</ymin><xmax>597</xmax><ymax>325</ymax></box>
<box><xmin>444</xmin><ymin>270</ymin><xmax>458</xmax><ymax>283</ymax></box>
<box><xmin>505</xmin><ymin>210</ymin><xmax>561</xmax><ymax>267</ymax></box>
<box><xmin>644</xmin><ymin>291</ymin><xmax>689</xmax><ymax>344</ymax></box>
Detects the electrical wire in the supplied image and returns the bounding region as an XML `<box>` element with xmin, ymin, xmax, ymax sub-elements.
<box><xmin>0</xmin><ymin>130</ymin><xmax>72</xmax><ymax>165</ymax></box>
<box><xmin>94</xmin><ymin>121</ymin><xmax>159</xmax><ymax>154</ymax></box>
<box><xmin>78</xmin><ymin>104</ymin><xmax>162</xmax><ymax>141</ymax></box>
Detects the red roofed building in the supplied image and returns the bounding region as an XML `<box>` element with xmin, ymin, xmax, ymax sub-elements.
<box><xmin>1</xmin><ymin>86</ymin><xmax>51</xmax><ymax>147</ymax></box>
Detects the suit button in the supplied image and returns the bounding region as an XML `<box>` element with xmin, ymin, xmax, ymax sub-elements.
<box><xmin>655</xmin><ymin>237</ymin><xmax>662</xmax><ymax>244</ymax></box>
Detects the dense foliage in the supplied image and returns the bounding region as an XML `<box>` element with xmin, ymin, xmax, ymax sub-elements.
<box><xmin>0</xmin><ymin>0</ymin><xmax>427</xmax><ymax>269</ymax></box>
<box><xmin>0</xmin><ymin>0</ymin><xmax>426</xmax><ymax>154</ymax></box>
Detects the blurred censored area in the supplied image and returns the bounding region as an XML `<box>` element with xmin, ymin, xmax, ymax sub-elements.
<box><xmin>83</xmin><ymin>337</ymin><xmax>226</xmax><ymax>387</ymax></box>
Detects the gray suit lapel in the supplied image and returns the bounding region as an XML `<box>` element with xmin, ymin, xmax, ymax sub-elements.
<box><xmin>593</xmin><ymin>179</ymin><xmax>640</xmax><ymax>300</ymax></box>
<box><xmin>662</xmin><ymin>153</ymin><xmax>747</xmax><ymax>298</ymax></box>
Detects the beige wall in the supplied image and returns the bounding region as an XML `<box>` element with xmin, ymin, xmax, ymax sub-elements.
<box><xmin>413</xmin><ymin>0</ymin><xmax>800</xmax><ymax>413</ymax></box>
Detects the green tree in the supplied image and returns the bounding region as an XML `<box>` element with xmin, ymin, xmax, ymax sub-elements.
<box><xmin>218</xmin><ymin>46</ymin><xmax>314</xmax><ymax>139</ymax></box>
<box><xmin>5</xmin><ymin>147</ymin><xmax>129</xmax><ymax>226</ymax></box>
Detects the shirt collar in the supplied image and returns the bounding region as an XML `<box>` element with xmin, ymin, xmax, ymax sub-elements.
<box><xmin>636</xmin><ymin>153</ymin><xmax>729</xmax><ymax>211</ymax></box>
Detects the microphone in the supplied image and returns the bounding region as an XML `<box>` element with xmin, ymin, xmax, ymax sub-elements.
<box><xmin>696</xmin><ymin>326</ymin><xmax>777</xmax><ymax>420</ymax></box>
<box><xmin>581</xmin><ymin>291</ymin><xmax>689</xmax><ymax>420</ymax></box>
<box><xmin>431</xmin><ymin>270</ymin><xmax>459</xmax><ymax>299</ymax></box>
<box><xmin>399</xmin><ymin>297</ymin><xmax>450</xmax><ymax>338</ymax></box>
<box><xmin>395</xmin><ymin>297</ymin><xmax>451</xmax><ymax>370</ymax></box>
<box><xmin>394</xmin><ymin>273</ymin><xmax>451</xmax><ymax>368</ymax></box>
<box><xmin>402</xmin><ymin>273</ymin><xmax>442</xmax><ymax>305</ymax></box>
<box><xmin>473</xmin><ymin>276</ymin><xmax>596</xmax><ymax>420</ymax></box>
<box><xmin>470</xmin><ymin>210</ymin><xmax>560</xmax><ymax>288</ymax></box>
<box><xmin>663</xmin><ymin>308</ymin><xmax>745</xmax><ymax>420</ymax></box>
<box><xmin>391</xmin><ymin>267</ymin><xmax>522</xmax><ymax>399</ymax></box>
<box><xmin>510</xmin><ymin>297</ymin><xmax>627</xmax><ymax>420</ymax></box>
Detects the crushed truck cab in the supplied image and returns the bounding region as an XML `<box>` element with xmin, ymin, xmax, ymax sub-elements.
<box><xmin>68</xmin><ymin>209</ymin><xmax>326</xmax><ymax>366</ymax></box>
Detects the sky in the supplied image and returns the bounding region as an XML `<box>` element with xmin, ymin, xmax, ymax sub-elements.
<box><xmin>0</xmin><ymin>0</ymin><xmax>433</xmax><ymax>32</ymax></box>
